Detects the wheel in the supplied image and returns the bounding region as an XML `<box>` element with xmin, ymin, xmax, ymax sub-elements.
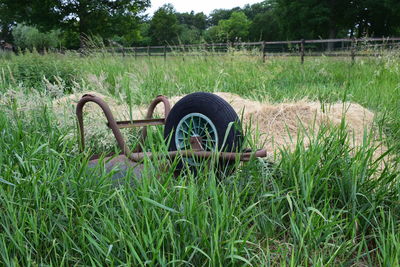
<box><xmin>164</xmin><ymin>92</ymin><xmax>243</xmax><ymax>171</ymax></box>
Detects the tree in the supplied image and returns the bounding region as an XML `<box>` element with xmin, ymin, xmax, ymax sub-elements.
<box><xmin>353</xmin><ymin>0</ymin><xmax>400</xmax><ymax>37</ymax></box>
<box><xmin>206</xmin><ymin>11</ymin><xmax>250</xmax><ymax>43</ymax></box>
<box><xmin>0</xmin><ymin>0</ymin><xmax>150</xmax><ymax>47</ymax></box>
<box><xmin>148</xmin><ymin>4</ymin><xmax>180</xmax><ymax>45</ymax></box>
<box><xmin>209</xmin><ymin>8</ymin><xmax>239</xmax><ymax>26</ymax></box>
<box><xmin>176</xmin><ymin>11</ymin><xmax>208</xmax><ymax>31</ymax></box>
<box><xmin>58</xmin><ymin>0</ymin><xmax>150</xmax><ymax>47</ymax></box>
<box><xmin>0</xmin><ymin>0</ymin><xmax>16</xmax><ymax>41</ymax></box>
<box><xmin>174</xmin><ymin>11</ymin><xmax>207</xmax><ymax>44</ymax></box>
<box><xmin>178</xmin><ymin>25</ymin><xmax>202</xmax><ymax>44</ymax></box>
<box><xmin>249</xmin><ymin>10</ymin><xmax>281</xmax><ymax>41</ymax></box>
<box><xmin>0</xmin><ymin>0</ymin><xmax>50</xmax><ymax>41</ymax></box>
<box><xmin>275</xmin><ymin>0</ymin><xmax>353</xmax><ymax>40</ymax></box>
<box><xmin>242</xmin><ymin>1</ymin><xmax>272</xmax><ymax>20</ymax></box>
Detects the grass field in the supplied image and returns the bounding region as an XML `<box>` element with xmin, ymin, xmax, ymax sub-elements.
<box><xmin>0</xmin><ymin>51</ymin><xmax>400</xmax><ymax>266</ymax></box>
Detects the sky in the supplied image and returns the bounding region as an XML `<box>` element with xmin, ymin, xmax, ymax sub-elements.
<box><xmin>146</xmin><ymin>0</ymin><xmax>262</xmax><ymax>16</ymax></box>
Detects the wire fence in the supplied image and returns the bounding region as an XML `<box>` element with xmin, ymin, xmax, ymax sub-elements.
<box><xmin>86</xmin><ymin>37</ymin><xmax>400</xmax><ymax>63</ymax></box>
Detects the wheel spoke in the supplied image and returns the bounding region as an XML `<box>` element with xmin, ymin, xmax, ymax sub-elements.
<box><xmin>197</xmin><ymin>117</ymin><xmax>203</xmax><ymax>134</ymax></box>
<box><xmin>184</xmin><ymin>120</ymin><xmax>191</xmax><ymax>130</ymax></box>
<box><xmin>179</xmin><ymin>127</ymin><xmax>189</xmax><ymax>135</ymax></box>
<box><xmin>198</xmin><ymin>120</ymin><xmax>206</xmax><ymax>136</ymax></box>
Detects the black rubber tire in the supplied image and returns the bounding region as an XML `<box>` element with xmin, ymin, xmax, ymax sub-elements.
<box><xmin>164</xmin><ymin>92</ymin><xmax>243</xmax><ymax>170</ymax></box>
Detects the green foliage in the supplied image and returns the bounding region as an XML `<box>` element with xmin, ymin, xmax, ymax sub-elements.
<box><xmin>274</xmin><ymin>0</ymin><xmax>337</xmax><ymax>39</ymax></box>
<box><xmin>178</xmin><ymin>25</ymin><xmax>202</xmax><ymax>44</ymax></box>
<box><xmin>241</xmin><ymin>1</ymin><xmax>272</xmax><ymax>20</ymax></box>
<box><xmin>2</xmin><ymin>0</ymin><xmax>400</xmax><ymax>47</ymax></box>
<box><xmin>0</xmin><ymin>0</ymin><xmax>17</xmax><ymax>41</ymax></box>
<box><xmin>206</xmin><ymin>12</ymin><xmax>250</xmax><ymax>42</ymax></box>
<box><xmin>61</xmin><ymin>29</ymin><xmax>81</xmax><ymax>50</ymax></box>
<box><xmin>209</xmin><ymin>8</ymin><xmax>238</xmax><ymax>26</ymax></box>
<box><xmin>135</xmin><ymin>23</ymin><xmax>152</xmax><ymax>46</ymax></box>
<box><xmin>149</xmin><ymin>4</ymin><xmax>180</xmax><ymax>45</ymax></box>
<box><xmin>354</xmin><ymin>0</ymin><xmax>400</xmax><ymax>37</ymax></box>
<box><xmin>2</xmin><ymin>52</ymin><xmax>80</xmax><ymax>91</ymax></box>
<box><xmin>12</xmin><ymin>24</ymin><xmax>62</xmax><ymax>51</ymax></box>
<box><xmin>249</xmin><ymin>9</ymin><xmax>281</xmax><ymax>41</ymax></box>
<box><xmin>176</xmin><ymin>11</ymin><xmax>208</xmax><ymax>31</ymax></box>
<box><xmin>274</xmin><ymin>0</ymin><xmax>400</xmax><ymax>39</ymax></box>
<box><xmin>1</xmin><ymin>0</ymin><xmax>150</xmax><ymax>48</ymax></box>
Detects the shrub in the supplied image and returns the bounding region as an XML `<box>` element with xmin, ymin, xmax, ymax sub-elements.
<box><xmin>12</xmin><ymin>24</ymin><xmax>62</xmax><ymax>51</ymax></box>
<box><xmin>2</xmin><ymin>52</ymin><xmax>80</xmax><ymax>92</ymax></box>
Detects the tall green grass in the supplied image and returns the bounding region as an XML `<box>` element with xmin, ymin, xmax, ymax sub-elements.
<box><xmin>0</xmin><ymin>52</ymin><xmax>399</xmax><ymax>265</ymax></box>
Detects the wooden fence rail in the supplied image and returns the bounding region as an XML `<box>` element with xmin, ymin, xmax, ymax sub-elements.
<box><xmin>85</xmin><ymin>37</ymin><xmax>400</xmax><ymax>64</ymax></box>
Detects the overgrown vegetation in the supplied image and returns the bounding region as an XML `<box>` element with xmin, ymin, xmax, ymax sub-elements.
<box><xmin>0</xmin><ymin>52</ymin><xmax>399</xmax><ymax>265</ymax></box>
<box><xmin>1</xmin><ymin>52</ymin><xmax>78</xmax><ymax>91</ymax></box>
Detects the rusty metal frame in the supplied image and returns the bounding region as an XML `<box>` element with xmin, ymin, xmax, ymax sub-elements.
<box><xmin>76</xmin><ymin>94</ymin><xmax>266</xmax><ymax>163</ymax></box>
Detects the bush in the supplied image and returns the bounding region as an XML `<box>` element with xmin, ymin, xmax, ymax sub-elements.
<box><xmin>2</xmin><ymin>52</ymin><xmax>80</xmax><ymax>92</ymax></box>
<box><xmin>12</xmin><ymin>24</ymin><xmax>62</xmax><ymax>51</ymax></box>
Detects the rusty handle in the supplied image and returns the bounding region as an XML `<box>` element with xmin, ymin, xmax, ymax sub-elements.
<box><xmin>76</xmin><ymin>94</ymin><xmax>172</xmax><ymax>161</ymax></box>
<box><xmin>145</xmin><ymin>95</ymin><xmax>171</xmax><ymax>120</ymax></box>
<box><xmin>76</xmin><ymin>94</ymin><xmax>131</xmax><ymax>157</ymax></box>
<box><xmin>135</xmin><ymin>95</ymin><xmax>171</xmax><ymax>152</ymax></box>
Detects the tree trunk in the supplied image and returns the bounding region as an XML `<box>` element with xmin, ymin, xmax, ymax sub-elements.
<box><xmin>327</xmin><ymin>25</ymin><xmax>336</xmax><ymax>51</ymax></box>
<box><xmin>327</xmin><ymin>0</ymin><xmax>337</xmax><ymax>51</ymax></box>
<box><xmin>78</xmin><ymin>2</ymin><xmax>87</xmax><ymax>49</ymax></box>
<box><xmin>79</xmin><ymin>17</ymin><xmax>87</xmax><ymax>49</ymax></box>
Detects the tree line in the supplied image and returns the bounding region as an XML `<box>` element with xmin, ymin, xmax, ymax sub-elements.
<box><xmin>1</xmin><ymin>0</ymin><xmax>399</xmax><ymax>50</ymax></box>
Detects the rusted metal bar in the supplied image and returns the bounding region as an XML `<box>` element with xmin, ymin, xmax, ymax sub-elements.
<box><xmin>127</xmin><ymin>148</ymin><xmax>267</xmax><ymax>162</ymax></box>
<box><xmin>112</xmin><ymin>118</ymin><xmax>165</xmax><ymax>129</ymax></box>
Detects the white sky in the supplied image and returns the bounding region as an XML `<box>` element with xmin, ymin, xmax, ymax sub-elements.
<box><xmin>146</xmin><ymin>0</ymin><xmax>262</xmax><ymax>16</ymax></box>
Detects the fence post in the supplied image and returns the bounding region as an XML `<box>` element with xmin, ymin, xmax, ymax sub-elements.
<box><xmin>147</xmin><ymin>45</ymin><xmax>151</xmax><ymax>58</ymax></box>
<box><xmin>230</xmin><ymin>41</ymin><xmax>234</xmax><ymax>61</ymax></box>
<box><xmin>351</xmin><ymin>37</ymin><xmax>356</xmax><ymax>64</ymax></box>
<box><xmin>262</xmin><ymin>41</ymin><xmax>266</xmax><ymax>63</ymax></box>
<box><xmin>164</xmin><ymin>45</ymin><xmax>167</xmax><ymax>61</ymax></box>
<box><xmin>301</xmin><ymin>39</ymin><xmax>305</xmax><ymax>64</ymax></box>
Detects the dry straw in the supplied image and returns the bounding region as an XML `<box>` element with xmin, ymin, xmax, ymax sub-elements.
<box><xmin>53</xmin><ymin>91</ymin><xmax>385</xmax><ymax>157</ymax></box>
